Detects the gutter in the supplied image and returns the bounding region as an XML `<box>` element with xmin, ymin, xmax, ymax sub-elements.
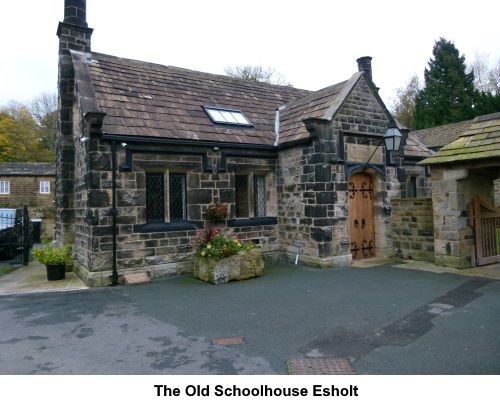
<box><xmin>101</xmin><ymin>133</ymin><xmax>316</xmax><ymax>152</ymax></box>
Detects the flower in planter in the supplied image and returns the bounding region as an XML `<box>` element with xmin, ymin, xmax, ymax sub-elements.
<box><xmin>204</xmin><ymin>202</ymin><xmax>229</xmax><ymax>222</ymax></box>
<box><xmin>192</xmin><ymin>222</ymin><xmax>254</xmax><ymax>260</ymax></box>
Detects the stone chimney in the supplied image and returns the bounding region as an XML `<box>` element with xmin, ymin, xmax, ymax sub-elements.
<box><xmin>55</xmin><ymin>0</ymin><xmax>94</xmax><ymax>244</ymax></box>
<box><xmin>57</xmin><ymin>0</ymin><xmax>93</xmax><ymax>56</ymax></box>
<box><xmin>356</xmin><ymin>56</ymin><xmax>373</xmax><ymax>82</ymax></box>
<box><xmin>63</xmin><ymin>0</ymin><xmax>88</xmax><ymax>27</ymax></box>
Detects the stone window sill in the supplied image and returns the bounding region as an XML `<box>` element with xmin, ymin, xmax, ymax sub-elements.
<box><xmin>134</xmin><ymin>221</ymin><xmax>202</xmax><ymax>233</ymax></box>
<box><xmin>227</xmin><ymin>217</ymin><xmax>277</xmax><ymax>227</ymax></box>
<box><xmin>133</xmin><ymin>217</ymin><xmax>277</xmax><ymax>233</ymax></box>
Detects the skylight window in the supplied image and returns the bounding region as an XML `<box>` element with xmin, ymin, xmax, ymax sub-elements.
<box><xmin>204</xmin><ymin>107</ymin><xmax>252</xmax><ymax>126</ymax></box>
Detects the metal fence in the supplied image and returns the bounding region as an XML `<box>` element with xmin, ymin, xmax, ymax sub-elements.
<box><xmin>0</xmin><ymin>206</ymin><xmax>31</xmax><ymax>266</ymax></box>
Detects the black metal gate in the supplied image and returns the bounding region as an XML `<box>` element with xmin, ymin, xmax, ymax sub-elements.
<box><xmin>0</xmin><ymin>206</ymin><xmax>31</xmax><ymax>266</ymax></box>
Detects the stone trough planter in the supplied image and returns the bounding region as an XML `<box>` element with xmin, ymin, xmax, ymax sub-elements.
<box><xmin>193</xmin><ymin>248</ymin><xmax>264</xmax><ymax>284</ymax></box>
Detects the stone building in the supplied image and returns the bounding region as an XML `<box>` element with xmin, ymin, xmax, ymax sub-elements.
<box><xmin>0</xmin><ymin>163</ymin><xmax>55</xmax><ymax>208</ymax></box>
<box><xmin>0</xmin><ymin>162</ymin><xmax>56</xmax><ymax>238</ymax></box>
<box><xmin>56</xmin><ymin>1</ymin><xmax>424</xmax><ymax>285</ymax></box>
<box><xmin>419</xmin><ymin>112</ymin><xmax>500</xmax><ymax>268</ymax></box>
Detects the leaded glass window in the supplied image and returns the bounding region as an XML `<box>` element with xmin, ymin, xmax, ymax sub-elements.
<box><xmin>169</xmin><ymin>174</ymin><xmax>186</xmax><ymax>221</ymax></box>
<box><xmin>235</xmin><ymin>175</ymin><xmax>249</xmax><ymax>217</ymax></box>
<box><xmin>254</xmin><ymin>175</ymin><xmax>266</xmax><ymax>217</ymax></box>
<box><xmin>146</xmin><ymin>173</ymin><xmax>164</xmax><ymax>222</ymax></box>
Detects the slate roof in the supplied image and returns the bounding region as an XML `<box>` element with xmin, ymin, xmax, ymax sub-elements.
<box><xmin>411</xmin><ymin>119</ymin><xmax>473</xmax><ymax>150</ymax></box>
<box><xmin>81</xmin><ymin>52</ymin><xmax>310</xmax><ymax>146</ymax></box>
<box><xmin>73</xmin><ymin>51</ymin><xmax>380</xmax><ymax>147</ymax></box>
<box><xmin>419</xmin><ymin>112</ymin><xmax>500</xmax><ymax>165</ymax></box>
<box><xmin>0</xmin><ymin>163</ymin><xmax>56</xmax><ymax>176</ymax></box>
<box><xmin>404</xmin><ymin>133</ymin><xmax>434</xmax><ymax>160</ymax></box>
<box><xmin>279</xmin><ymin>76</ymin><xmax>355</xmax><ymax>143</ymax></box>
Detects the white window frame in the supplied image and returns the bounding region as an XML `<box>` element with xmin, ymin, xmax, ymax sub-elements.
<box><xmin>0</xmin><ymin>181</ymin><xmax>10</xmax><ymax>195</ymax></box>
<box><xmin>40</xmin><ymin>180</ymin><xmax>50</xmax><ymax>194</ymax></box>
<box><xmin>203</xmin><ymin>106</ymin><xmax>252</xmax><ymax>126</ymax></box>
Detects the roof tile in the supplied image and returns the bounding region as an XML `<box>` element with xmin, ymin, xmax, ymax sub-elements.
<box><xmin>81</xmin><ymin>52</ymin><xmax>366</xmax><ymax>146</ymax></box>
<box><xmin>419</xmin><ymin>113</ymin><xmax>500</xmax><ymax>165</ymax></box>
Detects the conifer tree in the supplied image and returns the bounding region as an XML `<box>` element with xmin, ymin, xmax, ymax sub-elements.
<box><xmin>415</xmin><ymin>38</ymin><xmax>477</xmax><ymax>129</ymax></box>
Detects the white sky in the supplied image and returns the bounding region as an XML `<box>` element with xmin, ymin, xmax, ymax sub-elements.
<box><xmin>1</xmin><ymin>0</ymin><xmax>499</xmax><ymax>107</ymax></box>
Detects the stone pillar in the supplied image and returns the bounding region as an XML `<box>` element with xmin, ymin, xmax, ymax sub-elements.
<box><xmin>431</xmin><ymin>168</ymin><xmax>473</xmax><ymax>268</ymax></box>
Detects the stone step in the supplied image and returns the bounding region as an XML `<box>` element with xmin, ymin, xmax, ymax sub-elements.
<box><xmin>124</xmin><ymin>273</ymin><xmax>150</xmax><ymax>285</ymax></box>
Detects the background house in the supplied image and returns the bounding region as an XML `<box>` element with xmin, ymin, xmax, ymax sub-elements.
<box><xmin>0</xmin><ymin>162</ymin><xmax>56</xmax><ymax>240</ymax></box>
<box><xmin>402</xmin><ymin>133</ymin><xmax>433</xmax><ymax>198</ymax></box>
<box><xmin>57</xmin><ymin>0</ymin><xmax>424</xmax><ymax>285</ymax></box>
<box><xmin>410</xmin><ymin>119</ymin><xmax>473</xmax><ymax>152</ymax></box>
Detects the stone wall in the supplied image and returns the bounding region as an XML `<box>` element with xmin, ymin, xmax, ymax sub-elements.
<box><xmin>72</xmin><ymin>144</ymin><xmax>283</xmax><ymax>286</ymax></box>
<box><xmin>403</xmin><ymin>165</ymin><xmax>432</xmax><ymax>198</ymax></box>
<box><xmin>276</xmin><ymin>76</ymin><xmax>402</xmax><ymax>267</ymax></box>
<box><xmin>430</xmin><ymin>169</ymin><xmax>474</xmax><ymax>268</ymax></box>
<box><xmin>493</xmin><ymin>178</ymin><xmax>500</xmax><ymax>207</ymax></box>
<box><xmin>392</xmin><ymin>198</ymin><xmax>434</xmax><ymax>262</ymax></box>
<box><xmin>425</xmin><ymin>167</ymin><xmax>500</xmax><ymax>269</ymax></box>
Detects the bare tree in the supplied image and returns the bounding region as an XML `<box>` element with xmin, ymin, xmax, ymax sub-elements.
<box><xmin>487</xmin><ymin>58</ymin><xmax>500</xmax><ymax>96</ymax></box>
<box><xmin>389</xmin><ymin>74</ymin><xmax>420</xmax><ymax>129</ymax></box>
<box><xmin>468</xmin><ymin>53</ymin><xmax>500</xmax><ymax>96</ymax></box>
<box><xmin>468</xmin><ymin>52</ymin><xmax>491</xmax><ymax>93</ymax></box>
<box><xmin>224</xmin><ymin>65</ymin><xmax>292</xmax><ymax>86</ymax></box>
<box><xmin>26</xmin><ymin>92</ymin><xmax>58</xmax><ymax>153</ymax></box>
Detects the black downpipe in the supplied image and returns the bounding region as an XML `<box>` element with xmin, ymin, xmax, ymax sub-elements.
<box><xmin>22</xmin><ymin>205</ymin><xmax>30</xmax><ymax>266</ymax></box>
<box><xmin>111</xmin><ymin>140</ymin><xmax>118</xmax><ymax>285</ymax></box>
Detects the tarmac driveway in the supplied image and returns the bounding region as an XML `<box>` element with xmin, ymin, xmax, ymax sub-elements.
<box><xmin>0</xmin><ymin>262</ymin><xmax>499</xmax><ymax>374</ymax></box>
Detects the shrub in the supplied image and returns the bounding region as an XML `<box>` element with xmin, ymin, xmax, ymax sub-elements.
<box><xmin>192</xmin><ymin>223</ymin><xmax>254</xmax><ymax>260</ymax></box>
<box><xmin>32</xmin><ymin>238</ymin><xmax>72</xmax><ymax>265</ymax></box>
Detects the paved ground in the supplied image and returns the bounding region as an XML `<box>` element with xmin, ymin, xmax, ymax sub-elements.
<box><xmin>0</xmin><ymin>259</ymin><xmax>499</xmax><ymax>374</ymax></box>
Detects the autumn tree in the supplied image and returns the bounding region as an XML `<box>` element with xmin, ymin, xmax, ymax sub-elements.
<box><xmin>414</xmin><ymin>38</ymin><xmax>477</xmax><ymax>129</ymax></box>
<box><xmin>389</xmin><ymin>74</ymin><xmax>420</xmax><ymax>129</ymax></box>
<box><xmin>0</xmin><ymin>100</ymin><xmax>54</xmax><ymax>162</ymax></box>
<box><xmin>224</xmin><ymin>65</ymin><xmax>291</xmax><ymax>86</ymax></box>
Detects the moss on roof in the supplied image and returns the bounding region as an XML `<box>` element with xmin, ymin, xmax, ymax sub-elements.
<box><xmin>419</xmin><ymin>113</ymin><xmax>500</xmax><ymax>165</ymax></box>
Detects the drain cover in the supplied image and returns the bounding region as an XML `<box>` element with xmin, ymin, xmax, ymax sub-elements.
<box><xmin>287</xmin><ymin>358</ymin><xmax>356</xmax><ymax>375</ymax></box>
<box><xmin>212</xmin><ymin>336</ymin><xmax>245</xmax><ymax>346</ymax></box>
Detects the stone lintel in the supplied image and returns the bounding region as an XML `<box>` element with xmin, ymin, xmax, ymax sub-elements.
<box><xmin>443</xmin><ymin>169</ymin><xmax>468</xmax><ymax>181</ymax></box>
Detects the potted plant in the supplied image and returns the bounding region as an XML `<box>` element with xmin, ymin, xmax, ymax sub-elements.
<box><xmin>32</xmin><ymin>239</ymin><xmax>72</xmax><ymax>281</ymax></box>
<box><xmin>204</xmin><ymin>202</ymin><xmax>229</xmax><ymax>223</ymax></box>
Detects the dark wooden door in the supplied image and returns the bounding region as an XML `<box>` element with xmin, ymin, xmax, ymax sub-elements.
<box><xmin>348</xmin><ymin>172</ymin><xmax>375</xmax><ymax>260</ymax></box>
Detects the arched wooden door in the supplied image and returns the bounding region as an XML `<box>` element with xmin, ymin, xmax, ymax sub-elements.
<box><xmin>348</xmin><ymin>172</ymin><xmax>375</xmax><ymax>260</ymax></box>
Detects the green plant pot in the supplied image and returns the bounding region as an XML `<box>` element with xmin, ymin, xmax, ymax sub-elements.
<box><xmin>46</xmin><ymin>264</ymin><xmax>66</xmax><ymax>281</ymax></box>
